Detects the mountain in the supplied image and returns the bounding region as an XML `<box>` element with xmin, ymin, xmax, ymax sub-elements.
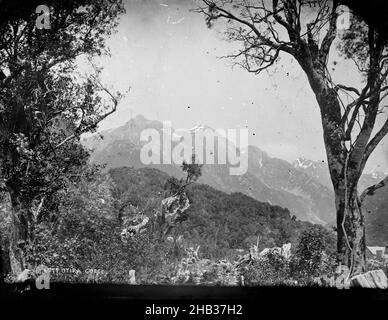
<box><xmin>293</xmin><ymin>158</ymin><xmax>388</xmax><ymax>245</ymax></box>
<box><xmin>83</xmin><ymin>115</ymin><xmax>183</xmax><ymax>178</ymax></box>
<box><xmin>293</xmin><ymin>158</ymin><xmax>332</xmax><ymax>189</ymax></box>
<box><xmin>82</xmin><ymin>115</ymin><xmax>335</xmax><ymax>224</ymax></box>
<box><xmin>245</xmin><ymin>146</ymin><xmax>334</xmax><ymax>224</ymax></box>
<box><xmin>293</xmin><ymin>157</ymin><xmax>387</xmax><ymax>192</ymax></box>
<box><xmin>109</xmin><ymin>166</ymin><xmax>316</xmax><ymax>257</ymax></box>
<box><xmin>364</xmin><ymin>184</ymin><xmax>388</xmax><ymax>246</ymax></box>
<box><xmin>359</xmin><ymin>172</ymin><xmax>387</xmax><ymax>193</ymax></box>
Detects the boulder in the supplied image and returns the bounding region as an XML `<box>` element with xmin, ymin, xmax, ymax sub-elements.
<box><xmin>259</xmin><ymin>243</ymin><xmax>292</xmax><ymax>259</ymax></box>
<box><xmin>235</xmin><ymin>243</ymin><xmax>292</xmax><ymax>270</ymax></box>
<box><xmin>121</xmin><ymin>214</ymin><xmax>149</xmax><ymax>241</ymax></box>
<box><xmin>16</xmin><ymin>269</ymin><xmax>32</xmax><ymax>282</ymax></box>
<box><xmin>351</xmin><ymin>269</ymin><xmax>388</xmax><ymax>289</ymax></box>
<box><xmin>281</xmin><ymin>243</ymin><xmax>292</xmax><ymax>259</ymax></box>
<box><xmin>128</xmin><ymin>270</ymin><xmax>136</xmax><ymax>285</ymax></box>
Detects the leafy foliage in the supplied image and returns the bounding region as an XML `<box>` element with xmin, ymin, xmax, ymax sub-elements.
<box><xmin>243</xmin><ymin>225</ymin><xmax>337</xmax><ymax>286</ymax></box>
<box><xmin>290</xmin><ymin>225</ymin><xmax>337</xmax><ymax>282</ymax></box>
<box><xmin>165</xmin><ymin>154</ymin><xmax>203</xmax><ymax>195</ymax></box>
<box><xmin>0</xmin><ymin>0</ymin><xmax>125</xmax><ymax>273</ymax></box>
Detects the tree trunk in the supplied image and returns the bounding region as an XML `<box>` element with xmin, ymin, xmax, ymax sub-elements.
<box><xmin>295</xmin><ymin>50</ymin><xmax>369</xmax><ymax>275</ymax></box>
<box><xmin>302</xmin><ymin>68</ymin><xmax>367</xmax><ymax>275</ymax></box>
<box><xmin>335</xmin><ymin>182</ymin><xmax>366</xmax><ymax>276</ymax></box>
<box><xmin>9</xmin><ymin>212</ymin><xmax>27</xmax><ymax>275</ymax></box>
<box><xmin>0</xmin><ymin>236</ymin><xmax>3</xmax><ymax>287</ymax></box>
<box><xmin>6</xmin><ymin>183</ymin><xmax>31</xmax><ymax>275</ymax></box>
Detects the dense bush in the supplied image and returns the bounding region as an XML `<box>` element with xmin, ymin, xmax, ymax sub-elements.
<box><xmin>243</xmin><ymin>225</ymin><xmax>337</xmax><ymax>286</ymax></box>
<box><xmin>21</xmin><ymin>173</ymin><xmax>136</xmax><ymax>283</ymax></box>
<box><xmin>242</xmin><ymin>252</ymin><xmax>294</xmax><ymax>286</ymax></box>
<box><xmin>14</xmin><ymin>167</ymin><xmax>189</xmax><ymax>284</ymax></box>
<box><xmin>290</xmin><ymin>225</ymin><xmax>337</xmax><ymax>284</ymax></box>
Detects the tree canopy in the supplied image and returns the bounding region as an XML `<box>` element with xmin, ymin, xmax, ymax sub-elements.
<box><xmin>0</xmin><ymin>0</ymin><xmax>125</xmax><ymax>274</ymax></box>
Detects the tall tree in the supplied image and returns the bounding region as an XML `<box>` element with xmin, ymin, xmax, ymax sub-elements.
<box><xmin>195</xmin><ymin>0</ymin><xmax>388</xmax><ymax>275</ymax></box>
<box><xmin>0</xmin><ymin>0</ymin><xmax>125</xmax><ymax>274</ymax></box>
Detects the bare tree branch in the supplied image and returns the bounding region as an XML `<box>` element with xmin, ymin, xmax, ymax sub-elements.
<box><xmin>319</xmin><ymin>0</ymin><xmax>338</xmax><ymax>64</ymax></box>
<box><xmin>198</xmin><ymin>0</ymin><xmax>295</xmax><ymax>54</ymax></box>
<box><xmin>336</xmin><ymin>84</ymin><xmax>361</xmax><ymax>96</ymax></box>
<box><xmin>360</xmin><ymin>175</ymin><xmax>388</xmax><ymax>203</ymax></box>
<box><xmin>362</xmin><ymin>118</ymin><xmax>388</xmax><ymax>166</ymax></box>
<box><xmin>55</xmin><ymin>82</ymin><xmax>124</xmax><ymax>149</ymax></box>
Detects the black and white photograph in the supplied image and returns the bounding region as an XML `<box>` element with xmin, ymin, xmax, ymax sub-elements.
<box><xmin>0</xmin><ymin>0</ymin><xmax>388</xmax><ymax>315</ymax></box>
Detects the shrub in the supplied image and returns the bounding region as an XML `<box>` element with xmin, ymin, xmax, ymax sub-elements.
<box><xmin>242</xmin><ymin>252</ymin><xmax>293</xmax><ymax>286</ymax></box>
<box><xmin>290</xmin><ymin>225</ymin><xmax>336</xmax><ymax>284</ymax></box>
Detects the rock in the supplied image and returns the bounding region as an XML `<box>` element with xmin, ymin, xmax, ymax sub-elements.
<box><xmin>235</xmin><ymin>243</ymin><xmax>292</xmax><ymax>270</ymax></box>
<box><xmin>121</xmin><ymin>214</ymin><xmax>149</xmax><ymax>241</ymax></box>
<box><xmin>250</xmin><ymin>244</ymin><xmax>260</xmax><ymax>260</ymax></box>
<box><xmin>185</xmin><ymin>246</ymin><xmax>200</xmax><ymax>261</ymax></box>
<box><xmin>351</xmin><ymin>269</ymin><xmax>388</xmax><ymax>289</ymax></box>
<box><xmin>259</xmin><ymin>243</ymin><xmax>292</xmax><ymax>259</ymax></box>
<box><xmin>240</xmin><ymin>275</ymin><xmax>245</xmax><ymax>286</ymax></box>
<box><xmin>281</xmin><ymin>243</ymin><xmax>292</xmax><ymax>259</ymax></box>
<box><xmin>17</xmin><ymin>269</ymin><xmax>32</xmax><ymax>282</ymax></box>
<box><xmin>128</xmin><ymin>270</ymin><xmax>136</xmax><ymax>285</ymax></box>
<box><xmin>127</xmin><ymin>214</ymin><xmax>149</xmax><ymax>234</ymax></box>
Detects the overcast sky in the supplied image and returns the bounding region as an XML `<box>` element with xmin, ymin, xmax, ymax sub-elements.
<box><xmin>92</xmin><ymin>0</ymin><xmax>388</xmax><ymax>172</ymax></box>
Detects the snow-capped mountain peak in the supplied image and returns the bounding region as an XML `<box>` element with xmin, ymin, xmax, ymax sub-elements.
<box><xmin>293</xmin><ymin>157</ymin><xmax>314</xmax><ymax>169</ymax></box>
<box><xmin>189</xmin><ymin>124</ymin><xmax>207</xmax><ymax>132</ymax></box>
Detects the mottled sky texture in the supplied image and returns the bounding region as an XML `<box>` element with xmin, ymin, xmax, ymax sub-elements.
<box><xmin>93</xmin><ymin>0</ymin><xmax>388</xmax><ymax>172</ymax></box>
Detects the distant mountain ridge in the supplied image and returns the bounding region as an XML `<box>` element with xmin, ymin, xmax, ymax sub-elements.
<box><xmin>83</xmin><ymin>115</ymin><xmax>335</xmax><ymax>224</ymax></box>
<box><xmin>293</xmin><ymin>157</ymin><xmax>387</xmax><ymax>192</ymax></box>
<box><xmin>83</xmin><ymin>114</ymin><xmax>387</xmax><ymax>244</ymax></box>
<box><xmin>293</xmin><ymin>157</ymin><xmax>388</xmax><ymax>245</ymax></box>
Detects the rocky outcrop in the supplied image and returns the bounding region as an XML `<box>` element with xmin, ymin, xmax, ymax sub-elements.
<box><xmin>16</xmin><ymin>269</ymin><xmax>32</xmax><ymax>282</ymax></box>
<box><xmin>259</xmin><ymin>243</ymin><xmax>292</xmax><ymax>259</ymax></box>
<box><xmin>235</xmin><ymin>243</ymin><xmax>292</xmax><ymax>268</ymax></box>
<box><xmin>314</xmin><ymin>267</ymin><xmax>388</xmax><ymax>289</ymax></box>
<box><xmin>169</xmin><ymin>246</ymin><xmax>240</xmax><ymax>286</ymax></box>
<box><xmin>169</xmin><ymin>243</ymin><xmax>293</xmax><ymax>286</ymax></box>
<box><xmin>156</xmin><ymin>192</ymin><xmax>191</xmax><ymax>239</ymax></box>
<box><xmin>160</xmin><ymin>192</ymin><xmax>190</xmax><ymax>227</ymax></box>
<box><xmin>120</xmin><ymin>192</ymin><xmax>191</xmax><ymax>242</ymax></box>
<box><xmin>121</xmin><ymin>214</ymin><xmax>149</xmax><ymax>241</ymax></box>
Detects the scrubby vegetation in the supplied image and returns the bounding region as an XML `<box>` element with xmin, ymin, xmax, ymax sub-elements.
<box><xmin>1</xmin><ymin>162</ymin><xmax>339</xmax><ymax>286</ymax></box>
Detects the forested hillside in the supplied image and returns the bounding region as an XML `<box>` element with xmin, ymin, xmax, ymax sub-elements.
<box><xmin>109</xmin><ymin>166</ymin><xmax>318</xmax><ymax>258</ymax></box>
